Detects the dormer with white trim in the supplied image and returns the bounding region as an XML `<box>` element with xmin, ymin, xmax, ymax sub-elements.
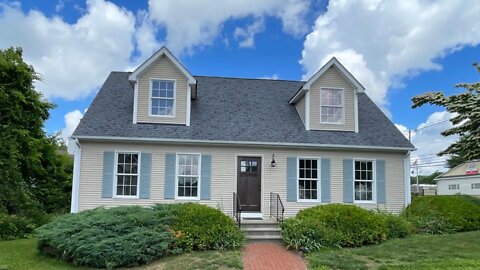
<box><xmin>290</xmin><ymin>57</ymin><xmax>365</xmax><ymax>132</ymax></box>
<box><xmin>129</xmin><ymin>47</ymin><xmax>196</xmax><ymax>126</ymax></box>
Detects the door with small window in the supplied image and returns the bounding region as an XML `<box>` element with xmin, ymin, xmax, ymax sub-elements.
<box><xmin>237</xmin><ymin>157</ymin><xmax>261</xmax><ymax>212</ymax></box>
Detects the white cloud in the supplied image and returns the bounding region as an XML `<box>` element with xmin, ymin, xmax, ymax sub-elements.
<box><xmin>259</xmin><ymin>74</ymin><xmax>280</xmax><ymax>80</ymax></box>
<box><xmin>0</xmin><ymin>0</ymin><xmax>136</xmax><ymax>100</ymax></box>
<box><xmin>396</xmin><ymin>111</ymin><xmax>458</xmax><ymax>175</ymax></box>
<box><xmin>60</xmin><ymin>110</ymin><xmax>84</xmax><ymax>153</ymax></box>
<box><xmin>147</xmin><ymin>0</ymin><xmax>310</xmax><ymax>54</ymax></box>
<box><xmin>300</xmin><ymin>0</ymin><xmax>480</xmax><ymax>112</ymax></box>
<box><xmin>234</xmin><ymin>17</ymin><xmax>264</xmax><ymax>48</ymax></box>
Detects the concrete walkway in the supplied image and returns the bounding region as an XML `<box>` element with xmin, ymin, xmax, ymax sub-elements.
<box><xmin>243</xmin><ymin>242</ymin><xmax>307</xmax><ymax>270</ymax></box>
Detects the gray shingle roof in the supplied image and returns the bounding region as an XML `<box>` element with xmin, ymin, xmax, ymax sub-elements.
<box><xmin>73</xmin><ymin>72</ymin><xmax>414</xmax><ymax>150</ymax></box>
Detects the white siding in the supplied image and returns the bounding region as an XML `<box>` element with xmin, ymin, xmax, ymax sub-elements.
<box><xmin>309</xmin><ymin>66</ymin><xmax>356</xmax><ymax>131</ymax></box>
<box><xmin>295</xmin><ymin>95</ymin><xmax>306</xmax><ymax>124</ymax></box>
<box><xmin>78</xmin><ymin>141</ymin><xmax>406</xmax><ymax>216</ymax></box>
<box><xmin>137</xmin><ymin>55</ymin><xmax>188</xmax><ymax>124</ymax></box>
<box><xmin>437</xmin><ymin>177</ymin><xmax>480</xmax><ymax>196</ymax></box>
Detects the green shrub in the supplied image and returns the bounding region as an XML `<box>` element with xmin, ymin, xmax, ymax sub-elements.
<box><xmin>36</xmin><ymin>206</ymin><xmax>178</xmax><ymax>269</ymax></box>
<box><xmin>403</xmin><ymin>195</ymin><xmax>480</xmax><ymax>234</ymax></box>
<box><xmin>0</xmin><ymin>213</ymin><xmax>36</xmax><ymax>240</ymax></box>
<box><xmin>36</xmin><ymin>203</ymin><xmax>245</xmax><ymax>268</ymax></box>
<box><xmin>378</xmin><ymin>212</ymin><xmax>413</xmax><ymax>239</ymax></box>
<box><xmin>281</xmin><ymin>204</ymin><xmax>391</xmax><ymax>251</ymax></box>
<box><xmin>172</xmin><ymin>203</ymin><xmax>245</xmax><ymax>251</ymax></box>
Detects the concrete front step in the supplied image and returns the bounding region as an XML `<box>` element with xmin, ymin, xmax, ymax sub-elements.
<box><xmin>240</xmin><ymin>219</ymin><xmax>283</xmax><ymax>242</ymax></box>
<box><xmin>242</xmin><ymin>227</ymin><xmax>281</xmax><ymax>237</ymax></box>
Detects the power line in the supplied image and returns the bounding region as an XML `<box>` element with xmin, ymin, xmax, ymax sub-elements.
<box><xmin>414</xmin><ymin>119</ymin><xmax>451</xmax><ymax>131</ymax></box>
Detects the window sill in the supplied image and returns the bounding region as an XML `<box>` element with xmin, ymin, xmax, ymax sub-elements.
<box><xmin>113</xmin><ymin>196</ymin><xmax>140</xmax><ymax>199</ymax></box>
<box><xmin>297</xmin><ymin>199</ymin><xmax>321</xmax><ymax>203</ymax></box>
<box><xmin>354</xmin><ymin>201</ymin><xmax>377</xmax><ymax>204</ymax></box>
<box><xmin>320</xmin><ymin>121</ymin><xmax>344</xmax><ymax>125</ymax></box>
<box><xmin>148</xmin><ymin>114</ymin><xmax>176</xmax><ymax>118</ymax></box>
<box><xmin>175</xmin><ymin>197</ymin><xmax>200</xmax><ymax>201</ymax></box>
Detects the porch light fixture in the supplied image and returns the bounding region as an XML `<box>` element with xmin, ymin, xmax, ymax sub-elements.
<box><xmin>271</xmin><ymin>154</ymin><xmax>276</xmax><ymax>167</ymax></box>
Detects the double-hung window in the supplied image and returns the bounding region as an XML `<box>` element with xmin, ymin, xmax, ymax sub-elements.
<box><xmin>320</xmin><ymin>88</ymin><xmax>343</xmax><ymax>124</ymax></box>
<box><xmin>115</xmin><ymin>153</ymin><xmax>139</xmax><ymax>197</ymax></box>
<box><xmin>354</xmin><ymin>160</ymin><xmax>374</xmax><ymax>201</ymax></box>
<box><xmin>298</xmin><ymin>158</ymin><xmax>319</xmax><ymax>201</ymax></box>
<box><xmin>151</xmin><ymin>79</ymin><xmax>175</xmax><ymax>116</ymax></box>
<box><xmin>449</xmin><ymin>184</ymin><xmax>460</xmax><ymax>190</ymax></box>
<box><xmin>177</xmin><ymin>154</ymin><xmax>200</xmax><ymax>199</ymax></box>
<box><xmin>472</xmin><ymin>183</ymin><xmax>480</xmax><ymax>189</ymax></box>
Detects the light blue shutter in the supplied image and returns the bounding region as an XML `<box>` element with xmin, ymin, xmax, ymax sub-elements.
<box><xmin>102</xmin><ymin>151</ymin><xmax>115</xmax><ymax>198</ymax></box>
<box><xmin>139</xmin><ymin>153</ymin><xmax>152</xmax><ymax>199</ymax></box>
<box><xmin>287</xmin><ymin>157</ymin><xmax>297</xmax><ymax>202</ymax></box>
<box><xmin>200</xmin><ymin>155</ymin><xmax>212</xmax><ymax>200</ymax></box>
<box><xmin>343</xmin><ymin>159</ymin><xmax>354</xmax><ymax>203</ymax></box>
<box><xmin>164</xmin><ymin>153</ymin><xmax>176</xmax><ymax>199</ymax></box>
<box><xmin>321</xmin><ymin>158</ymin><xmax>331</xmax><ymax>203</ymax></box>
<box><xmin>376</xmin><ymin>160</ymin><xmax>386</xmax><ymax>203</ymax></box>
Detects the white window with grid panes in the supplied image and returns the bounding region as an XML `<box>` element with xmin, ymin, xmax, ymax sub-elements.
<box><xmin>472</xmin><ymin>183</ymin><xmax>480</xmax><ymax>189</ymax></box>
<box><xmin>298</xmin><ymin>158</ymin><xmax>319</xmax><ymax>201</ymax></box>
<box><xmin>320</xmin><ymin>88</ymin><xmax>343</xmax><ymax>124</ymax></box>
<box><xmin>449</xmin><ymin>184</ymin><xmax>460</xmax><ymax>190</ymax></box>
<box><xmin>354</xmin><ymin>160</ymin><xmax>375</xmax><ymax>202</ymax></box>
<box><xmin>151</xmin><ymin>79</ymin><xmax>175</xmax><ymax>116</ymax></box>
<box><xmin>176</xmin><ymin>154</ymin><xmax>200</xmax><ymax>199</ymax></box>
<box><xmin>115</xmin><ymin>153</ymin><xmax>139</xmax><ymax>197</ymax></box>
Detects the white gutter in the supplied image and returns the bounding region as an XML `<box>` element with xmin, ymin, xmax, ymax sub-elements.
<box><xmin>70</xmin><ymin>138</ymin><xmax>81</xmax><ymax>213</ymax></box>
<box><xmin>404</xmin><ymin>150</ymin><xmax>412</xmax><ymax>207</ymax></box>
<box><xmin>72</xmin><ymin>135</ymin><xmax>415</xmax><ymax>152</ymax></box>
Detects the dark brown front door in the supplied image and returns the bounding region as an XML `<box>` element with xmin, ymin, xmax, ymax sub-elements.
<box><xmin>237</xmin><ymin>157</ymin><xmax>261</xmax><ymax>212</ymax></box>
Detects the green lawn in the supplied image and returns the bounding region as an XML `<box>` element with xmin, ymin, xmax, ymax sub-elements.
<box><xmin>307</xmin><ymin>231</ymin><xmax>480</xmax><ymax>270</ymax></box>
<box><xmin>0</xmin><ymin>238</ymin><xmax>242</xmax><ymax>270</ymax></box>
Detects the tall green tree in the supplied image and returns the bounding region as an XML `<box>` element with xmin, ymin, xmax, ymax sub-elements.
<box><xmin>412</xmin><ymin>63</ymin><xmax>480</xmax><ymax>161</ymax></box>
<box><xmin>0</xmin><ymin>47</ymin><xmax>72</xmax><ymax>215</ymax></box>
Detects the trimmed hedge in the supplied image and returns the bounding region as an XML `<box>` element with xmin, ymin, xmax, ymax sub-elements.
<box><xmin>281</xmin><ymin>204</ymin><xmax>411</xmax><ymax>251</ymax></box>
<box><xmin>172</xmin><ymin>203</ymin><xmax>245</xmax><ymax>251</ymax></box>
<box><xmin>36</xmin><ymin>203</ymin><xmax>244</xmax><ymax>269</ymax></box>
<box><xmin>403</xmin><ymin>195</ymin><xmax>480</xmax><ymax>234</ymax></box>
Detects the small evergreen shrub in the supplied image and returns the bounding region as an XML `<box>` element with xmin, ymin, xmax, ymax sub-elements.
<box><xmin>172</xmin><ymin>203</ymin><xmax>245</xmax><ymax>251</ymax></box>
<box><xmin>36</xmin><ymin>203</ymin><xmax>244</xmax><ymax>268</ymax></box>
<box><xmin>281</xmin><ymin>204</ymin><xmax>390</xmax><ymax>251</ymax></box>
<box><xmin>403</xmin><ymin>195</ymin><xmax>480</xmax><ymax>234</ymax></box>
<box><xmin>36</xmin><ymin>206</ymin><xmax>178</xmax><ymax>269</ymax></box>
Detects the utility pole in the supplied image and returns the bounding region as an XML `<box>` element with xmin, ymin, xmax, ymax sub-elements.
<box><xmin>416</xmin><ymin>160</ymin><xmax>419</xmax><ymax>193</ymax></box>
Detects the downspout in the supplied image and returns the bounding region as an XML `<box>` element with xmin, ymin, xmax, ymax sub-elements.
<box><xmin>404</xmin><ymin>150</ymin><xmax>412</xmax><ymax>207</ymax></box>
<box><xmin>70</xmin><ymin>138</ymin><xmax>82</xmax><ymax>213</ymax></box>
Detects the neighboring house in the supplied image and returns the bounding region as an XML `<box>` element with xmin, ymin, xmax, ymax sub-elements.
<box><xmin>435</xmin><ymin>160</ymin><xmax>480</xmax><ymax>196</ymax></box>
<box><xmin>70</xmin><ymin>47</ymin><xmax>414</xmax><ymax>217</ymax></box>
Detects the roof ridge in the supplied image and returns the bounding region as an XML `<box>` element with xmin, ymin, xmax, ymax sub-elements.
<box><xmin>193</xmin><ymin>74</ymin><xmax>305</xmax><ymax>83</ymax></box>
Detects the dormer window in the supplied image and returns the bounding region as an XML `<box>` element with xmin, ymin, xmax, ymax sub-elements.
<box><xmin>320</xmin><ymin>88</ymin><xmax>344</xmax><ymax>124</ymax></box>
<box><xmin>150</xmin><ymin>79</ymin><xmax>175</xmax><ymax>116</ymax></box>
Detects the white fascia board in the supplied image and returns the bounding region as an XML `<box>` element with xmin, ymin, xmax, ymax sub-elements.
<box><xmin>128</xmin><ymin>46</ymin><xmax>196</xmax><ymax>85</ymax></box>
<box><xmin>73</xmin><ymin>135</ymin><xmax>415</xmax><ymax>152</ymax></box>
<box><xmin>404</xmin><ymin>151</ymin><xmax>411</xmax><ymax>207</ymax></box>
<box><xmin>70</xmin><ymin>139</ymin><xmax>81</xmax><ymax>213</ymax></box>
<box><xmin>303</xmin><ymin>57</ymin><xmax>365</xmax><ymax>92</ymax></box>
<box><xmin>289</xmin><ymin>88</ymin><xmax>308</xmax><ymax>104</ymax></box>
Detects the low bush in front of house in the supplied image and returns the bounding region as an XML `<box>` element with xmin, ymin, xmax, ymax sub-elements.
<box><xmin>403</xmin><ymin>195</ymin><xmax>480</xmax><ymax>234</ymax></box>
<box><xmin>281</xmin><ymin>204</ymin><xmax>411</xmax><ymax>252</ymax></box>
<box><xmin>171</xmin><ymin>203</ymin><xmax>245</xmax><ymax>251</ymax></box>
<box><xmin>35</xmin><ymin>203</ymin><xmax>244</xmax><ymax>269</ymax></box>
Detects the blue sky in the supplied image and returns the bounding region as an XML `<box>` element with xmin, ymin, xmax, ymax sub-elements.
<box><xmin>1</xmin><ymin>0</ymin><xmax>479</xmax><ymax>173</ymax></box>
